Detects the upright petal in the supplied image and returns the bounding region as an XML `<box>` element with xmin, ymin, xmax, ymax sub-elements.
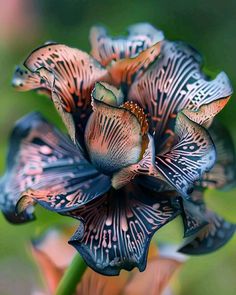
<box><xmin>0</xmin><ymin>112</ymin><xmax>110</xmax><ymax>223</ymax></box>
<box><xmin>14</xmin><ymin>43</ymin><xmax>108</xmax><ymax>147</ymax></box>
<box><xmin>67</xmin><ymin>184</ymin><xmax>181</xmax><ymax>275</ymax></box>
<box><xmin>84</xmin><ymin>95</ymin><xmax>145</xmax><ymax>174</ymax></box>
<box><xmin>128</xmin><ymin>41</ymin><xmax>233</xmax><ymax>152</ymax></box>
<box><xmin>90</xmin><ymin>23</ymin><xmax>164</xmax><ymax>66</ymax></box>
<box><xmin>124</xmin><ymin>245</ymin><xmax>186</xmax><ymax>295</ymax></box>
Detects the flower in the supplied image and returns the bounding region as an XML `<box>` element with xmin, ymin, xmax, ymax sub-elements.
<box><xmin>0</xmin><ymin>23</ymin><xmax>235</xmax><ymax>275</ymax></box>
<box><xmin>31</xmin><ymin>229</ymin><xmax>186</xmax><ymax>295</ymax></box>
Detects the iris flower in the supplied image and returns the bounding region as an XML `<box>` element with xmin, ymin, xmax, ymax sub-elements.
<box><xmin>0</xmin><ymin>23</ymin><xmax>235</xmax><ymax>275</ymax></box>
<box><xmin>31</xmin><ymin>228</ymin><xmax>186</xmax><ymax>295</ymax></box>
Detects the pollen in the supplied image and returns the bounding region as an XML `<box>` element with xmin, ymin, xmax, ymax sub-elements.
<box><xmin>122</xmin><ymin>101</ymin><xmax>149</xmax><ymax>135</ymax></box>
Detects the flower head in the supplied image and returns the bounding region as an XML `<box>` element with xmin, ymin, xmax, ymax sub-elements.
<box><xmin>1</xmin><ymin>23</ymin><xmax>235</xmax><ymax>275</ymax></box>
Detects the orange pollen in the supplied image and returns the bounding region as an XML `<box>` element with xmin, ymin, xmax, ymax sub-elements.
<box><xmin>122</xmin><ymin>101</ymin><xmax>149</xmax><ymax>135</ymax></box>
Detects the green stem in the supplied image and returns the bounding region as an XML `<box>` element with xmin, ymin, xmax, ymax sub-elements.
<box><xmin>55</xmin><ymin>253</ymin><xmax>87</xmax><ymax>295</ymax></box>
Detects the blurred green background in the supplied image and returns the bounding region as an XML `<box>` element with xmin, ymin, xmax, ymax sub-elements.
<box><xmin>0</xmin><ymin>0</ymin><xmax>236</xmax><ymax>294</ymax></box>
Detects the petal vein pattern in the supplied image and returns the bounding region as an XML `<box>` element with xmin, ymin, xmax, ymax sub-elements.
<box><xmin>128</xmin><ymin>41</ymin><xmax>233</xmax><ymax>151</ymax></box>
<box><xmin>0</xmin><ymin>112</ymin><xmax>111</xmax><ymax>223</ymax></box>
<box><xmin>67</xmin><ymin>184</ymin><xmax>180</xmax><ymax>275</ymax></box>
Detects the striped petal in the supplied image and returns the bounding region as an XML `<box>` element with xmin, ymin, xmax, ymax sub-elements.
<box><xmin>0</xmin><ymin>112</ymin><xmax>110</xmax><ymax>223</ymax></box>
<box><xmin>108</xmin><ymin>42</ymin><xmax>162</xmax><ymax>88</ymax></box>
<box><xmin>90</xmin><ymin>23</ymin><xmax>164</xmax><ymax>66</ymax></box>
<box><xmin>84</xmin><ymin>92</ymin><xmax>146</xmax><ymax>175</ymax></box>
<box><xmin>155</xmin><ymin>113</ymin><xmax>216</xmax><ymax>198</ymax></box>
<box><xmin>12</xmin><ymin>66</ymin><xmax>51</xmax><ymax>96</ymax></box>
<box><xmin>67</xmin><ymin>184</ymin><xmax>181</xmax><ymax>275</ymax></box>
<box><xmin>128</xmin><ymin>41</ymin><xmax>233</xmax><ymax>152</ymax></box>
<box><xmin>15</xmin><ymin>43</ymin><xmax>108</xmax><ymax>148</ymax></box>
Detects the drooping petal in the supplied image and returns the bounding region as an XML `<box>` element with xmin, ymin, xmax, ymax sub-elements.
<box><xmin>16</xmin><ymin>43</ymin><xmax>108</xmax><ymax>147</ymax></box>
<box><xmin>128</xmin><ymin>41</ymin><xmax>233</xmax><ymax>152</ymax></box>
<box><xmin>179</xmin><ymin>210</ymin><xmax>235</xmax><ymax>255</ymax></box>
<box><xmin>154</xmin><ymin>113</ymin><xmax>216</xmax><ymax>198</ymax></box>
<box><xmin>67</xmin><ymin>184</ymin><xmax>181</xmax><ymax>275</ymax></box>
<box><xmin>90</xmin><ymin>23</ymin><xmax>164</xmax><ymax>66</ymax></box>
<box><xmin>84</xmin><ymin>95</ymin><xmax>145</xmax><ymax>174</ymax></box>
<box><xmin>0</xmin><ymin>112</ymin><xmax>111</xmax><ymax>223</ymax></box>
<box><xmin>181</xmin><ymin>198</ymin><xmax>208</xmax><ymax>237</ymax></box>
<box><xmin>197</xmin><ymin>121</ymin><xmax>236</xmax><ymax>190</ymax></box>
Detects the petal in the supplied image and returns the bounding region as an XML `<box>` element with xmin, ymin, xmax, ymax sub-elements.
<box><xmin>182</xmin><ymin>97</ymin><xmax>230</xmax><ymax>127</ymax></box>
<box><xmin>124</xmin><ymin>245</ymin><xmax>185</xmax><ymax>295</ymax></box>
<box><xmin>32</xmin><ymin>247</ymin><xmax>63</xmax><ymax>294</ymax></box>
<box><xmin>84</xmin><ymin>95</ymin><xmax>144</xmax><ymax>174</ymax></box>
<box><xmin>112</xmin><ymin>134</ymin><xmax>171</xmax><ymax>191</ymax></box>
<box><xmin>197</xmin><ymin>121</ymin><xmax>236</xmax><ymax>189</ymax></box>
<box><xmin>17</xmin><ymin>43</ymin><xmax>108</xmax><ymax>147</ymax></box>
<box><xmin>179</xmin><ymin>210</ymin><xmax>235</xmax><ymax>255</ymax></box>
<box><xmin>0</xmin><ymin>112</ymin><xmax>111</xmax><ymax>223</ymax></box>
<box><xmin>67</xmin><ymin>184</ymin><xmax>181</xmax><ymax>275</ymax></box>
<box><xmin>32</xmin><ymin>229</ymin><xmax>76</xmax><ymax>269</ymax></box>
<box><xmin>154</xmin><ymin>113</ymin><xmax>216</xmax><ymax>198</ymax></box>
<box><xmin>128</xmin><ymin>41</ymin><xmax>233</xmax><ymax>152</ymax></box>
<box><xmin>90</xmin><ymin>23</ymin><xmax>164</xmax><ymax>66</ymax></box>
<box><xmin>12</xmin><ymin>66</ymin><xmax>51</xmax><ymax>96</ymax></box>
<box><xmin>108</xmin><ymin>42</ymin><xmax>162</xmax><ymax>88</ymax></box>
<box><xmin>31</xmin><ymin>229</ymin><xmax>75</xmax><ymax>294</ymax></box>
<box><xmin>77</xmin><ymin>268</ymin><xmax>128</xmax><ymax>295</ymax></box>
<box><xmin>181</xmin><ymin>198</ymin><xmax>208</xmax><ymax>237</ymax></box>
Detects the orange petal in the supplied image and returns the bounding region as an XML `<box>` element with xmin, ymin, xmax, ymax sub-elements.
<box><xmin>77</xmin><ymin>268</ymin><xmax>128</xmax><ymax>295</ymax></box>
<box><xmin>108</xmin><ymin>42</ymin><xmax>162</xmax><ymax>87</ymax></box>
<box><xmin>182</xmin><ymin>96</ymin><xmax>230</xmax><ymax>127</ymax></box>
<box><xmin>123</xmin><ymin>245</ymin><xmax>185</xmax><ymax>295</ymax></box>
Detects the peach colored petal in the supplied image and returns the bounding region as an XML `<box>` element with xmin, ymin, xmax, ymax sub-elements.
<box><xmin>76</xmin><ymin>269</ymin><xmax>128</xmax><ymax>295</ymax></box>
<box><xmin>31</xmin><ymin>246</ymin><xmax>63</xmax><ymax>295</ymax></box>
<box><xmin>123</xmin><ymin>257</ymin><xmax>182</xmax><ymax>295</ymax></box>
<box><xmin>33</xmin><ymin>230</ymin><xmax>76</xmax><ymax>269</ymax></box>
